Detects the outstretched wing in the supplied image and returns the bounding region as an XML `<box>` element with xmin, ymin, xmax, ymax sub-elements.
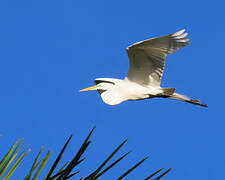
<box><xmin>125</xmin><ymin>29</ymin><xmax>189</xmax><ymax>87</ymax></box>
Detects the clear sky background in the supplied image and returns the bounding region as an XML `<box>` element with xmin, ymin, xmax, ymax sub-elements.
<box><xmin>0</xmin><ymin>0</ymin><xmax>224</xmax><ymax>179</ymax></box>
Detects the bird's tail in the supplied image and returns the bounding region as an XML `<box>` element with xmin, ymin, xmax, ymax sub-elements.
<box><xmin>169</xmin><ymin>93</ymin><xmax>208</xmax><ymax>107</ymax></box>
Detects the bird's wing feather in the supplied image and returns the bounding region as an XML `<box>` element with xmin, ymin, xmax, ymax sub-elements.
<box><xmin>125</xmin><ymin>29</ymin><xmax>189</xmax><ymax>87</ymax></box>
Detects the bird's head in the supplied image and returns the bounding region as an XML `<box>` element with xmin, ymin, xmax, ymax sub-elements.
<box><xmin>79</xmin><ymin>78</ymin><xmax>120</xmax><ymax>92</ymax></box>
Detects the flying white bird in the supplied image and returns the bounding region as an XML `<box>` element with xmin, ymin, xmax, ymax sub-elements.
<box><xmin>80</xmin><ymin>29</ymin><xmax>208</xmax><ymax>107</ymax></box>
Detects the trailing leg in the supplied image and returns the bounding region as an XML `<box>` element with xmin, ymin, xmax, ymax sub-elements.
<box><xmin>169</xmin><ymin>93</ymin><xmax>208</xmax><ymax>107</ymax></box>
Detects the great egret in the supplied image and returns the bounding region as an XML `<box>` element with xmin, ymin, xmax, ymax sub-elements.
<box><xmin>80</xmin><ymin>29</ymin><xmax>208</xmax><ymax>107</ymax></box>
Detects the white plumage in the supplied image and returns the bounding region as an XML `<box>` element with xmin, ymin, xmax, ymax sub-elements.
<box><xmin>80</xmin><ymin>30</ymin><xmax>208</xmax><ymax>107</ymax></box>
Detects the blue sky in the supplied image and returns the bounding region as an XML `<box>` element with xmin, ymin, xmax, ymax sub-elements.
<box><xmin>0</xmin><ymin>0</ymin><xmax>224</xmax><ymax>179</ymax></box>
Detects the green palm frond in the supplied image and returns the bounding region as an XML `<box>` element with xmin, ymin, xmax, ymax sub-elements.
<box><xmin>24</xmin><ymin>147</ymin><xmax>44</xmax><ymax>180</ymax></box>
<box><xmin>1</xmin><ymin>127</ymin><xmax>172</xmax><ymax>179</ymax></box>
<box><xmin>0</xmin><ymin>139</ymin><xmax>30</xmax><ymax>180</ymax></box>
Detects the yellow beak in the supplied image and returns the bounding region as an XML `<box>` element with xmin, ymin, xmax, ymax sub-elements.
<box><xmin>79</xmin><ymin>85</ymin><xmax>97</xmax><ymax>92</ymax></box>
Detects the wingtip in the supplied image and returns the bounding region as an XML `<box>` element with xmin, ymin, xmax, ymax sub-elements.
<box><xmin>171</xmin><ymin>29</ymin><xmax>186</xmax><ymax>37</ymax></box>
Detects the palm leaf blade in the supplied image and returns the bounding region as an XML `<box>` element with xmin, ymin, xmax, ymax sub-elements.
<box><xmin>24</xmin><ymin>146</ymin><xmax>44</xmax><ymax>180</ymax></box>
<box><xmin>116</xmin><ymin>156</ymin><xmax>149</xmax><ymax>180</ymax></box>
<box><xmin>45</xmin><ymin>135</ymin><xmax>72</xmax><ymax>180</ymax></box>
<box><xmin>3</xmin><ymin>147</ymin><xmax>30</xmax><ymax>180</ymax></box>
<box><xmin>95</xmin><ymin>151</ymin><xmax>131</xmax><ymax>179</ymax></box>
<box><xmin>153</xmin><ymin>168</ymin><xmax>172</xmax><ymax>180</ymax></box>
<box><xmin>84</xmin><ymin>138</ymin><xmax>128</xmax><ymax>180</ymax></box>
<box><xmin>144</xmin><ymin>168</ymin><xmax>164</xmax><ymax>180</ymax></box>
<box><xmin>0</xmin><ymin>139</ymin><xmax>23</xmax><ymax>178</ymax></box>
<box><xmin>32</xmin><ymin>151</ymin><xmax>51</xmax><ymax>180</ymax></box>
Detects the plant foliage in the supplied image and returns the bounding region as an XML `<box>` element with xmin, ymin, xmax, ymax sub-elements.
<box><xmin>0</xmin><ymin>127</ymin><xmax>172</xmax><ymax>179</ymax></box>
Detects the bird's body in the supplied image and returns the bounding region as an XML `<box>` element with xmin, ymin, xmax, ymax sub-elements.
<box><xmin>97</xmin><ymin>79</ymin><xmax>151</xmax><ymax>105</ymax></box>
<box><xmin>80</xmin><ymin>29</ymin><xmax>208</xmax><ymax>107</ymax></box>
